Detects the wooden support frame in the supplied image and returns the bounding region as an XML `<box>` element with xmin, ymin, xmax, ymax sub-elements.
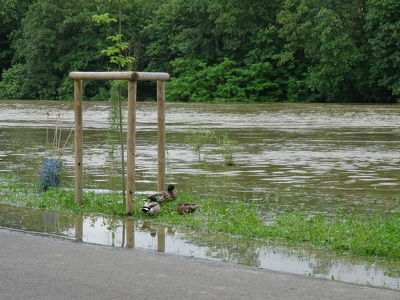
<box><xmin>69</xmin><ymin>71</ymin><xmax>170</xmax><ymax>214</ymax></box>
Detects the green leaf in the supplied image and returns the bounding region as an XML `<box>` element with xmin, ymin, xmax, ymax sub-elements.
<box><xmin>92</xmin><ymin>13</ymin><xmax>117</xmax><ymax>24</ymax></box>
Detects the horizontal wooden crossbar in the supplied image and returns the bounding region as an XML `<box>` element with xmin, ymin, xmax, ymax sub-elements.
<box><xmin>69</xmin><ymin>71</ymin><xmax>170</xmax><ymax>81</ymax></box>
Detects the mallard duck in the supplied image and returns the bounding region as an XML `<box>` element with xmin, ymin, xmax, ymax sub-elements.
<box><xmin>147</xmin><ymin>184</ymin><xmax>177</xmax><ymax>204</ymax></box>
<box><xmin>141</xmin><ymin>199</ymin><xmax>160</xmax><ymax>218</ymax></box>
<box><xmin>176</xmin><ymin>202</ymin><xmax>199</xmax><ymax>215</ymax></box>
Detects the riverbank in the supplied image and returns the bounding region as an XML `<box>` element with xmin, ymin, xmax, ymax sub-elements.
<box><xmin>3</xmin><ymin>182</ymin><xmax>400</xmax><ymax>261</ymax></box>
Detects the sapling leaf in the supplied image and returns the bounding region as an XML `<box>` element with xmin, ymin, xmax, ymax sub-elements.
<box><xmin>92</xmin><ymin>13</ymin><xmax>117</xmax><ymax>24</ymax></box>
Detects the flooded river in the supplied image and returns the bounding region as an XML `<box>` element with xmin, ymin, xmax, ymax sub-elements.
<box><xmin>0</xmin><ymin>100</ymin><xmax>399</xmax><ymax>288</ymax></box>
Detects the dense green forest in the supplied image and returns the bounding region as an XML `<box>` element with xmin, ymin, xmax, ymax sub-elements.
<box><xmin>0</xmin><ymin>0</ymin><xmax>399</xmax><ymax>102</ymax></box>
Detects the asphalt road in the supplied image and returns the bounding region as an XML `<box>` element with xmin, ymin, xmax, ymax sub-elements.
<box><xmin>0</xmin><ymin>228</ymin><xmax>399</xmax><ymax>300</ymax></box>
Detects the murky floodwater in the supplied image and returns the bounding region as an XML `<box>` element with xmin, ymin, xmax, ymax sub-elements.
<box><xmin>0</xmin><ymin>100</ymin><xmax>399</xmax><ymax>288</ymax></box>
<box><xmin>1</xmin><ymin>101</ymin><xmax>399</xmax><ymax>208</ymax></box>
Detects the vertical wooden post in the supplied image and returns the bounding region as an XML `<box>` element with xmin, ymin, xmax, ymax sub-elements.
<box><xmin>157</xmin><ymin>80</ymin><xmax>166</xmax><ymax>192</ymax></box>
<box><xmin>74</xmin><ymin>79</ymin><xmax>83</xmax><ymax>204</ymax></box>
<box><xmin>126</xmin><ymin>80</ymin><xmax>137</xmax><ymax>214</ymax></box>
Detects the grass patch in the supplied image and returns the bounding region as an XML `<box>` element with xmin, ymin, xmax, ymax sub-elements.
<box><xmin>1</xmin><ymin>176</ymin><xmax>400</xmax><ymax>260</ymax></box>
<box><xmin>265</xmin><ymin>210</ymin><xmax>400</xmax><ymax>259</ymax></box>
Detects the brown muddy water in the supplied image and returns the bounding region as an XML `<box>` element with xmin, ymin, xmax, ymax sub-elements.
<box><xmin>0</xmin><ymin>100</ymin><xmax>399</xmax><ymax>288</ymax></box>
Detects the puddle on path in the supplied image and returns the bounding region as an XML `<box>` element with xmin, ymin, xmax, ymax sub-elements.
<box><xmin>0</xmin><ymin>204</ymin><xmax>399</xmax><ymax>289</ymax></box>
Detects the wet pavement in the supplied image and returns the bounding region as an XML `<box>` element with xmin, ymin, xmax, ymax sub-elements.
<box><xmin>1</xmin><ymin>228</ymin><xmax>399</xmax><ymax>300</ymax></box>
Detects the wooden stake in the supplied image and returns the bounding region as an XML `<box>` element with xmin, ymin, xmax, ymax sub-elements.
<box><xmin>74</xmin><ymin>79</ymin><xmax>83</xmax><ymax>204</ymax></box>
<box><xmin>157</xmin><ymin>80</ymin><xmax>166</xmax><ymax>192</ymax></box>
<box><xmin>126</xmin><ymin>80</ymin><xmax>137</xmax><ymax>214</ymax></box>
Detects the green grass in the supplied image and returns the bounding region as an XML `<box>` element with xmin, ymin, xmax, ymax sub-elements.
<box><xmin>265</xmin><ymin>210</ymin><xmax>400</xmax><ymax>259</ymax></box>
<box><xmin>1</xmin><ymin>176</ymin><xmax>400</xmax><ymax>260</ymax></box>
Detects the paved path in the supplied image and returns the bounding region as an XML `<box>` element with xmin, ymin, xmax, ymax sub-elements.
<box><xmin>0</xmin><ymin>229</ymin><xmax>399</xmax><ymax>300</ymax></box>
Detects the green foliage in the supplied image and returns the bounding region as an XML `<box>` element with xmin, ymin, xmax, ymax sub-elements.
<box><xmin>216</xmin><ymin>133</ymin><xmax>237</xmax><ymax>166</ymax></box>
<box><xmin>92</xmin><ymin>13</ymin><xmax>134</xmax><ymax>69</ymax></box>
<box><xmin>57</xmin><ymin>77</ymin><xmax>74</xmax><ymax>101</ymax></box>
<box><xmin>102</xmin><ymin>34</ymin><xmax>134</xmax><ymax>68</ymax></box>
<box><xmin>185</xmin><ymin>124</ymin><xmax>238</xmax><ymax>165</ymax></box>
<box><xmin>12</xmin><ymin>0</ymin><xmax>108</xmax><ymax>99</ymax></box>
<box><xmin>267</xmin><ymin>211</ymin><xmax>400</xmax><ymax>259</ymax></box>
<box><xmin>208</xmin><ymin>0</ymin><xmax>282</xmax><ymax>62</ymax></box>
<box><xmin>277</xmin><ymin>0</ymin><xmax>369</xmax><ymax>102</ymax></box>
<box><xmin>364</xmin><ymin>0</ymin><xmax>400</xmax><ymax>99</ymax></box>
<box><xmin>106</xmin><ymin>80</ymin><xmax>127</xmax><ymax>153</ymax></box>
<box><xmin>4</xmin><ymin>0</ymin><xmax>156</xmax><ymax>100</ymax></box>
<box><xmin>90</xmin><ymin>87</ymin><xmax>111</xmax><ymax>101</ymax></box>
<box><xmin>0</xmin><ymin>64</ymin><xmax>23</xmax><ymax>99</ymax></box>
<box><xmin>92</xmin><ymin>13</ymin><xmax>117</xmax><ymax>24</ymax></box>
<box><xmin>306</xmin><ymin>8</ymin><xmax>359</xmax><ymax>101</ymax></box>
<box><xmin>286</xmin><ymin>76</ymin><xmax>315</xmax><ymax>102</ymax></box>
<box><xmin>167</xmin><ymin>58</ymin><xmax>281</xmax><ymax>102</ymax></box>
<box><xmin>0</xmin><ymin>0</ymin><xmax>399</xmax><ymax>102</ymax></box>
<box><xmin>185</xmin><ymin>123</ymin><xmax>214</xmax><ymax>163</ymax></box>
<box><xmin>24</xmin><ymin>189</ymin><xmax>128</xmax><ymax>215</ymax></box>
<box><xmin>142</xmin><ymin>0</ymin><xmax>216</xmax><ymax>71</ymax></box>
<box><xmin>0</xmin><ymin>0</ymin><xmax>35</xmax><ymax>72</ymax></box>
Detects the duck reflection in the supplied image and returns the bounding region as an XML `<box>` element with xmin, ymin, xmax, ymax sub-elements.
<box><xmin>139</xmin><ymin>222</ymin><xmax>166</xmax><ymax>252</ymax></box>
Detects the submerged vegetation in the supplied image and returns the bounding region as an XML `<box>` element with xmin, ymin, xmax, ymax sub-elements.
<box><xmin>1</xmin><ymin>175</ymin><xmax>399</xmax><ymax>260</ymax></box>
<box><xmin>186</xmin><ymin>124</ymin><xmax>237</xmax><ymax>165</ymax></box>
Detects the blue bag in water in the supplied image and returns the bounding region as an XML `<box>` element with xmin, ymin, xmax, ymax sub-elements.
<box><xmin>39</xmin><ymin>159</ymin><xmax>63</xmax><ymax>192</ymax></box>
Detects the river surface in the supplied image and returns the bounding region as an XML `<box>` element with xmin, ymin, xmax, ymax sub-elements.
<box><xmin>0</xmin><ymin>100</ymin><xmax>399</xmax><ymax>289</ymax></box>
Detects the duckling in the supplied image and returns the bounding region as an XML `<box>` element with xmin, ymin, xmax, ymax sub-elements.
<box><xmin>147</xmin><ymin>184</ymin><xmax>177</xmax><ymax>204</ymax></box>
<box><xmin>141</xmin><ymin>198</ymin><xmax>160</xmax><ymax>218</ymax></box>
<box><xmin>176</xmin><ymin>202</ymin><xmax>199</xmax><ymax>215</ymax></box>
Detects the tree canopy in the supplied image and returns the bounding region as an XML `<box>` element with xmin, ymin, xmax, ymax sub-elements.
<box><xmin>0</xmin><ymin>0</ymin><xmax>399</xmax><ymax>102</ymax></box>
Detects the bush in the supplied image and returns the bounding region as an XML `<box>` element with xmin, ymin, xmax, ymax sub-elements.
<box><xmin>0</xmin><ymin>64</ymin><xmax>23</xmax><ymax>99</ymax></box>
<box><xmin>167</xmin><ymin>58</ymin><xmax>283</xmax><ymax>102</ymax></box>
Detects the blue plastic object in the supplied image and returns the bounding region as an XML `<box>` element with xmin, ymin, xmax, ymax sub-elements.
<box><xmin>39</xmin><ymin>159</ymin><xmax>63</xmax><ymax>192</ymax></box>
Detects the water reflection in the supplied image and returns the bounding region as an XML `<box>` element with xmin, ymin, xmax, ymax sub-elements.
<box><xmin>0</xmin><ymin>204</ymin><xmax>399</xmax><ymax>289</ymax></box>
